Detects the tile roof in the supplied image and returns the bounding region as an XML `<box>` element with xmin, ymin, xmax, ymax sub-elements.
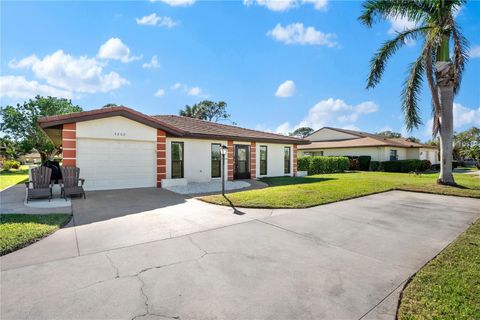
<box><xmin>152</xmin><ymin>115</ymin><xmax>308</xmax><ymax>144</ymax></box>
<box><xmin>299</xmin><ymin>127</ymin><xmax>437</xmax><ymax>150</ymax></box>
<box><xmin>38</xmin><ymin>106</ymin><xmax>308</xmax><ymax>144</ymax></box>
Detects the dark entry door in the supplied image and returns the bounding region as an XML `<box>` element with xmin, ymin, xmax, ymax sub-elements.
<box><xmin>234</xmin><ymin>145</ymin><xmax>250</xmax><ymax>179</ymax></box>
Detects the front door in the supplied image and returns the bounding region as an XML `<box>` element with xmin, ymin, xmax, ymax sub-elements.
<box><xmin>234</xmin><ymin>145</ymin><xmax>250</xmax><ymax>179</ymax></box>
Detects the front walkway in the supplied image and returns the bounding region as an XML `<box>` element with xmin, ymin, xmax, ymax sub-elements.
<box><xmin>1</xmin><ymin>190</ymin><xmax>479</xmax><ymax>319</ymax></box>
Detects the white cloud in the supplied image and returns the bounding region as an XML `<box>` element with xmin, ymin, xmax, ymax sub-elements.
<box><xmin>150</xmin><ymin>0</ymin><xmax>195</xmax><ymax>6</ymax></box>
<box><xmin>423</xmin><ymin>103</ymin><xmax>480</xmax><ymax>137</ymax></box>
<box><xmin>97</xmin><ymin>38</ymin><xmax>141</xmax><ymax>63</ymax></box>
<box><xmin>154</xmin><ymin>88</ymin><xmax>165</xmax><ymax>97</ymax></box>
<box><xmin>142</xmin><ymin>56</ymin><xmax>160</xmax><ymax>69</ymax></box>
<box><xmin>136</xmin><ymin>13</ymin><xmax>178</xmax><ymax>28</ymax></box>
<box><xmin>267</xmin><ymin>23</ymin><xmax>337</xmax><ymax>47</ymax></box>
<box><xmin>387</xmin><ymin>16</ymin><xmax>417</xmax><ymax>46</ymax></box>
<box><xmin>243</xmin><ymin>0</ymin><xmax>327</xmax><ymax>12</ymax></box>
<box><xmin>8</xmin><ymin>50</ymin><xmax>129</xmax><ymax>94</ymax></box>
<box><xmin>273</xmin><ymin>98</ymin><xmax>379</xmax><ymax>134</ymax></box>
<box><xmin>453</xmin><ymin>103</ymin><xmax>480</xmax><ymax>127</ymax></box>
<box><xmin>469</xmin><ymin>45</ymin><xmax>480</xmax><ymax>58</ymax></box>
<box><xmin>275</xmin><ymin>80</ymin><xmax>296</xmax><ymax>98</ymax></box>
<box><xmin>0</xmin><ymin>75</ymin><xmax>73</xmax><ymax>99</ymax></box>
<box><xmin>187</xmin><ymin>86</ymin><xmax>202</xmax><ymax>96</ymax></box>
<box><xmin>170</xmin><ymin>82</ymin><xmax>182</xmax><ymax>90</ymax></box>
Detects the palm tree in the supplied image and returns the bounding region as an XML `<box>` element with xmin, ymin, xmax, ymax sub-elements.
<box><xmin>359</xmin><ymin>0</ymin><xmax>469</xmax><ymax>185</ymax></box>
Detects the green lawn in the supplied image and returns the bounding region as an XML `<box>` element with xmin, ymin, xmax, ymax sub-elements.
<box><xmin>0</xmin><ymin>167</ymin><xmax>29</xmax><ymax>190</ymax></box>
<box><xmin>200</xmin><ymin>172</ymin><xmax>480</xmax><ymax>208</ymax></box>
<box><xmin>398</xmin><ymin>219</ymin><xmax>480</xmax><ymax>319</ymax></box>
<box><xmin>0</xmin><ymin>214</ymin><xmax>71</xmax><ymax>255</ymax></box>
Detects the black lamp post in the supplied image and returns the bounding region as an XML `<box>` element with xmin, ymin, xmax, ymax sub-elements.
<box><xmin>221</xmin><ymin>145</ymin><xmax>228</xmax><ymax>196</ymax></box>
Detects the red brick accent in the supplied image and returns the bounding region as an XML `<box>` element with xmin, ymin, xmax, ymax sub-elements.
<box><xmin>156</xmin><ymin>129</ymin><xmax>167</xmax><ymax>187</ymax></box>
<box><xmin>227</xmin><ymin>140</ymin><xmax>234</xmax><ymax>181</ymax></box>
<box><xmin>250</xmin><ymin>142</ymin><xmax>256</xmax><ymax>179</ymax></box>
<box><xmin>62</xmin><ymin>123</ymin><xmax>76</xmax><ymax>166</ymax></box>
<box><xmin>293</xmin><ymin>144</ymin><xmax>298</xmax><ymax>176</ymax></box>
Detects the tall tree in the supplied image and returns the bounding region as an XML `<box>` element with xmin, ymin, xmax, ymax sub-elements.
<box><xmin>376</xmin><ymin>130</ymin><xmax>402</xmax><ymax>138</ymax></box>
<box><xmin>359</xmin><ymin>0</ymin><xmax>469</xmax><ymax>185</ymax></box>
<box><xmin>290</xmin><ymin>127</ymin><xmax>314</xmax><ymax>138</ymax></box>
<box><xmin>179</xmin><ymin>100</ymin><xmax>232</xmax><ymax>123</ymax></box>
<box><xmin>0</xmin><ymin>96</ymin><xmax>82</xmax><ymax>162</ymax></box>
<box><xmin>454</xmin><ymin>127</ymin><xmax>480</xmax><ymax>161</ymax></box>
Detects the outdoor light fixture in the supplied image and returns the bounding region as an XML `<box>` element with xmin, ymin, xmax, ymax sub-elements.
<box><xmin>221</xmin><ymin>145</ymin><xmax>228</xmax><ymax>196</ymax></box>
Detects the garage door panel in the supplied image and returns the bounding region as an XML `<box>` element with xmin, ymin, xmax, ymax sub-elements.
<box><xmin>77</xmin><ymin>139</ymin><xmax>156</xmax><ymax>191</ymax></box>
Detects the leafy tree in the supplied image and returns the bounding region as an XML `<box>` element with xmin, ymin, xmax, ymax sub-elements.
<box><xmin>290</xmin><ymin>127</ymin><xmax>314</xmax><ymax>138</ymax></box>
<box><xmin>0</xmin><ymin>136</ymin><xmax>20</xmax><ymax>160</ymax></box>
<box><xmin>102</xmin><ymin>103</ymin><xmax>118</xmax><ymax>108</ymax></box>
<box><xmin>0</xmin><ymin>96</ymin><xmax>82</xmax><ymax>162</ymax></box>
<box><xmin>179</xmin><ymin>100</ymin><xmax>232</xmax><ymax>123</ymax></box>
<box><xmin>359</xmin><ymin>0</ymin><xmax>469</xmax><ymax>185</ymax></box>
<box><xmin>454</xmin><ymin>127</ymin><xmax>480</xmax><ymax>161</ymax></box>
<box><xmin>406</xmin><ymin>136</ymin><xmax>421</xmax><ymax>143</ymax></box>
<box><xmin>376</xmin><ymin>130</ymin><xmax>402</xmax><ymax>138</ymax></box>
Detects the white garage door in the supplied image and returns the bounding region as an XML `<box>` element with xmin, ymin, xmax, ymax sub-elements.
<box><xmin>77</xmin><ymin>138</ymin><xmax>156</xmax><ymax>191</ymax></box>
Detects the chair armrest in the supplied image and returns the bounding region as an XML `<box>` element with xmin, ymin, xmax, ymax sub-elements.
<box><xmin>79</xmin><ymin>178</ymin><xmax>85</xmax><ymax>186</ymax></box>
<box><xmin>24</xmin><ymin>181</ymin><xmax>32</xmax><ymax>188</ymax></box>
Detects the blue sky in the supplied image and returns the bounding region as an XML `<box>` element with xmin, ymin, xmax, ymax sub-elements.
<box><xmin>1</xmin><ymin>0</ymin><xmax>479</xmax><ymax>141</ymax></box>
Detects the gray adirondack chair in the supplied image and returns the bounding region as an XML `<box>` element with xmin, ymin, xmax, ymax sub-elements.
<box><xmin>25</xmin><ymin>166</ymin><xmax>54</xmax><ymax>203</ymax></box>
<box><xmin>59</xmin><ymin>166</ymin><xmax>86</xmax><ymax>200</ymax></box>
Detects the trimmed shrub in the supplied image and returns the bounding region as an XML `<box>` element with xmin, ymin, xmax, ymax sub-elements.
<box><xmin>420</xmin><ymin>160</ymin><xmax>431</xmax><ymax>171</ymax></box>
<box><xmin>308</xmin><ymin>156</ymin><xmax>349</xmax><ymax>174</ymax></box>
<box><xmin>358</xmin><ymin>156</ymin><xmax>371</xmax><ymax>171</ymax></box>
<box><xmin>297</xmin><ymin>156</ymin><xmax>312</xmax><ymax>172</ymax></box>
<box><xmin>369</xmin><ymin>161</ymin><xmax>382</xmax><ymax>171</ymax></box>
<box><xmin>382</xmin><ymin>159</ymin><xmax>430</xmax><ymax>173</ymax></box>
<box><xmin>1</xmin><ymin>160</ymin><xmax>20</xmax><ymax>171</ymax></box>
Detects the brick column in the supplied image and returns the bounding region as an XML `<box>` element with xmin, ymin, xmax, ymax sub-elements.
<box><xmin>227</xmin><ymin>140</ymin><xmax>234</xmax><ymax>181</ymax></box>
<box><xmin>250</xmin><ymin>142</ymin><xmax>256</xmax><ymax>179</ymax></box>
<box><xmin>62</xmin><ymin>123</ymin><xmax>76</xmax><ymax>166</ymax></box>
<box><xmin>293</xmin><ymin>144</ymin><xmax>298</xmax><ymax>176</ymax></box>
<box><xmin>156</xmin><ymin>129</ymin><xmax>166</xmax><ymax>187</ymax></box>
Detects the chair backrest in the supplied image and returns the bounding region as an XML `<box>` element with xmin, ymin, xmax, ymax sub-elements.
<box><xmin>61</xmin><ymin>166</ymin><xmax>80</xmax><ymax>188</ymax></box>
<box><xmin>31</xmin><ymin>166</ymin><xmax>52</xmax><ymax>189</ymax></box>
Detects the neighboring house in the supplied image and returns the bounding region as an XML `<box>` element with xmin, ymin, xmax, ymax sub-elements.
<box><xmin>19</xmin><ymin>152</ymin><xmax>42</xmax><ymax>164</ymax></box>
<box><xmin>38</xmin><ymin>107</ymin><xmax>308</xmax><ymax>191</ymax></box>
<box><xmin>298</xmin><ymin>127</ymin><xmax>439</xmax><ymax>164</ymax></box>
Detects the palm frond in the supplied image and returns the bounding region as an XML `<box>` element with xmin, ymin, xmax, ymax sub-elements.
<box><xmin>366</xmin><ymin>26</ymin><xmax>429</xmax><ymax>89</ymax></box>
<box><xmin>401</xmin><ymin>54</ymin><xmax>424</xmax><ymax>131</ymax></box>
<box><xmin>450</xmin><ymin>21</ymin><xmax>469</xmax><ymax>94</ymax></box>
<box><xmin>359</xmin><ymin>0</ymin><xmax>434</xmax><ymax>27</ymax></box>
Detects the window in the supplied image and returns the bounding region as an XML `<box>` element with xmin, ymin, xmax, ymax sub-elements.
<box><xmin>211</xmin><ymin>144</ymin><xmax>221</xmax><ymax>178</ymax></box>
<box><xmin>260</xmin><ymin>145</ymin><xmax>267</xmax><ymax>175</ymax></box>
<box><xmin>284</xmin><ymin>147</ymin><xmax>291</xmax><ymax>174</ymax></box>
<box><xmin>171</xmin><ymin>142</ymin><xmax>184</xmax><ymax>178</ymax></box>
<box><xmin>316</xmin><ymin>151</ymin><xmax>324</xmax><ymax>156</ymax></box>
<box><xmin>389</xmin><ymin>149</ymin><xmax>398</xmax><ymax>161</ymax></box>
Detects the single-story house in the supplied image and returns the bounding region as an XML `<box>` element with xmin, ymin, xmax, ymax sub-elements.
<box><xmin>298</xmin><ymin>127</ymin><xmax>439</xmax><ymax>164</ymax></box>
<box><xmin>19</xmin><ymin>152</ymin><xmax>42</xmax><ymax>164</ymax></box>
<box><xmin>38</xmin><ymin>106</ymin><xmax>308</xmax><ymax>191</ymax></box>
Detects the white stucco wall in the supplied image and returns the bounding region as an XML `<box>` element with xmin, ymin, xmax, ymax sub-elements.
<box><xmin>255</xmin><ymin>143</ymin><xmax>294</xmax><ymax>178</ymax></box>
<box><xmin>419</xmin><ymin>148</ymin><xmax>439</xmax><ymax>164</ymax></box>
<box><xmin>308</xmin><ymin>128</ymin><xmax>358</xmax><ymax>141</ymax></box>
<box><xmin>299</xmin><ymin>147</ymin><xmax>385</xmax><ymax>161</ymax></box>
<box><xmin>165</xmin><ymin>137</ymin><xmax>228</xmax><ymax>183</ymax></box>
<box><xmin>76</xmin><ymin>116</ymin><xmax>156</xmax><ymax>141</ymax></box>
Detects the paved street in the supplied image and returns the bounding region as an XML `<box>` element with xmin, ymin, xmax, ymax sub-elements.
<box><xmin>1</xmin><ymin>190</ymin><xmax>479</xmax><ymax>319</ymax></box>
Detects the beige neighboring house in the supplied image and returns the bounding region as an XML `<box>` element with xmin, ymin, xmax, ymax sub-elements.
<box><xmin>19</xmin><ymin>152</ymin><xmax>42</xmax><ymax>164</ymax></box>
<box><xmin>298</xmin><ymin>127</ymin><xmax>439</xmax><ymax>164</ymax></box>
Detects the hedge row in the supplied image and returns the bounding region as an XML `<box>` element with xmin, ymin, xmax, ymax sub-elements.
<box><xmin>370</xmin><ymin>159</ymin><xmax>432</xmax><ymax>173</ymax></box>
<box><xmin>297</xmin><ymin>156</ymin><xmax>349</xmax><ymax>174</ymax></box>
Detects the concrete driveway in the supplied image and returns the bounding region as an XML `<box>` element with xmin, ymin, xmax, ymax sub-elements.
<box><xmin>1</xmin><ymin>190</ymin><xmax>479</xmax><ymax>319</ymax></box>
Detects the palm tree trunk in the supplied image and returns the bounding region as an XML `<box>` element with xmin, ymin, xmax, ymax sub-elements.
<box><xmin>436</xmin><ymin>61</ymin><xmax>455</xmax><ymax>185</ymax></box>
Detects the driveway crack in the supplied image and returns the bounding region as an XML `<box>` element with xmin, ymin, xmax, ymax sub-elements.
<box><xmin>105</xmin><ymin>253</ymin><xmax>120</xmax><ymax>278</ymax></box>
